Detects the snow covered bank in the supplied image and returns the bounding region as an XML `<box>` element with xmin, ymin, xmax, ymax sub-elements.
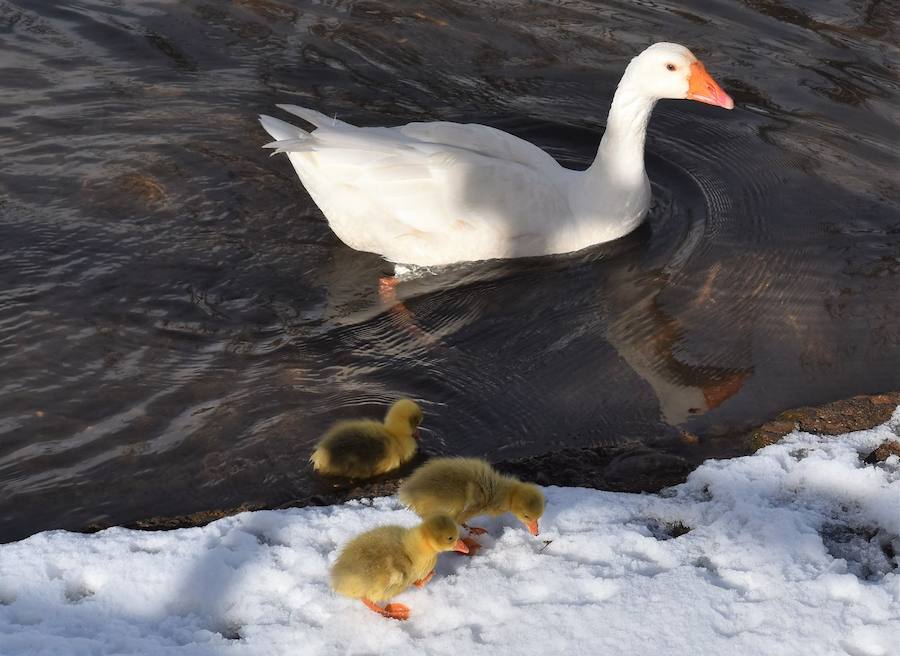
<box><xmin>2</xmin><ymin>412</ymin><xmax>899</xmax><ymax>656</ymax></box>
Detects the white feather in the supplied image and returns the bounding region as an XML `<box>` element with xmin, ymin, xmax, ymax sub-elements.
<box><xmin>258</xmin><ymin>114</ymin><xmax>306</xmax><ymax>142</ymax></box>
<box><xmin>260</xmin><ymin>43</ymin><xmax>733</xmax><ymax>266</ymax></box>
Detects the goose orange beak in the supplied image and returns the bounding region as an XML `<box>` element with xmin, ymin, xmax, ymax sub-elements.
<box><xmin>453</xmin><ymin>539</ymin><xmax>469</xmax><ymax>554</ymax></box>
<box><xmin>526</xmin><ymin>519</ymin><xmax>539</xmax><ymax>536</ymax></box>
<box><xmin>687</xmin><ymin>62</ymin><xmax>734</xmax><ymax>110</ymax></box>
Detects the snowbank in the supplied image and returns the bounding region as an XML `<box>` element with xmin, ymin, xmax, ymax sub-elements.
<box><xmin>2</xmin><ymin>411</ymin><xmax>899</xmax><ymax>656</ymax></box>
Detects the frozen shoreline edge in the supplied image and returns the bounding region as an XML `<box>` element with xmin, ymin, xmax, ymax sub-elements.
<box><xmin>111</xmin><ymin>391</ymin><xmax>900</xmax><ymax>536</ymax></box>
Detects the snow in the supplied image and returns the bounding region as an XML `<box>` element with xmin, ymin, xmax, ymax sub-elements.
<box><xmin>2</xmin><ymin>412</ymin><xmax>899</xmax><ymax>656</ymax></box>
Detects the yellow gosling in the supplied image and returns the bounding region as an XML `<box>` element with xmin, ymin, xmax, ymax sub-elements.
<box><xmin>310</xmin><ymin>399</ymin><xmax>423</xmax><ymax>478</ymax></box>
<box><xmin>398</xmin><ymin>457</ymin><xmax>545</xmax><ymax>554</ymax></box>
<box><xmin>330</xmin><ymin>513</ymin><xmax>468</xmax><ymax>620</ymax></box>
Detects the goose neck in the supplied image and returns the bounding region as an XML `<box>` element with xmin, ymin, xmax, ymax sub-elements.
<box><xmin>592</xmin><ymin>79</ymin><xmax>656</xmax><ymax>178</ymax></box>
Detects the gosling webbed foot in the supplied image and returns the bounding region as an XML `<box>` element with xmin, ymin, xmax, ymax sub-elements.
<box><xmin>362</xmin><ymin>598</ymin><xmax>410</xmax><ymax>621</ymax></box>
<box><xmin>414</xmin><ymin>570</ymin><xmax>435</xmax><ymax>588</ymax></box>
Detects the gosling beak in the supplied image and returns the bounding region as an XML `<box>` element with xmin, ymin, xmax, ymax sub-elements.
<box><xmin>413</xmin><ymin>428</ymin><xmax>421</xmax><ymax>441</ymax></box>
<box><xmin>453</xmin><ymin>538</ymin><xmax>469</xmax><ymax>554</ymax></box>
<box><xmin>687</xmin><ymin>61</ymin><xmax>734</xmax><ymax>110</ymax></box>
<box><xmin>526</xmin><ymin>519</ymin><xmax>539</xmax><ymax>536</ymax></box>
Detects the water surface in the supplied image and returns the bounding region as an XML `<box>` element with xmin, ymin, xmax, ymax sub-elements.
<box><xmin>1</xmin><ymin>0</ymin><xmax>898</xmax><ymax>541</ymax></box>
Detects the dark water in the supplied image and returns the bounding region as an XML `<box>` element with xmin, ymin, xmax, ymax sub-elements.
<box><xmin>1</xmin><ymin>0</ymin><xmax>898</xmax><ymax>542</ymax></box>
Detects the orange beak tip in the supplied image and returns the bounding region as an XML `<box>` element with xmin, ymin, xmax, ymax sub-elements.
<box><xmin>453</xmin><ymin>539</ymin><xmax>469</xmax><ymax>554</ymax></box>
<box><xmin>527</xmin><ymin>520</ymin><xmax>539</xmax><ymax>536</ymax></box>
<box><xmin>687</xmin><ymin>61</ymin><xmax>734</xmax><ymax>110</ymax></box>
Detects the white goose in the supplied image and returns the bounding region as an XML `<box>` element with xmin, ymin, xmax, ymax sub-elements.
<box><xmin>260</xmin><ymin>42</ymin><xmax>733</xmax><ymax>267</ymax></box>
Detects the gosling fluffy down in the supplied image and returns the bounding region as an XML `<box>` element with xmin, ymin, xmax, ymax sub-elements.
<box><xmin>330</xmin><ymin>513</ymin><xmax>468</xmax><ymax>619</ymax></box>
<box><xmin>398</xmin><ymin>457</ymin><xmax>545</xmax><ymax>535</ymax></box>
<box><xmin>310</xmin><ymin>399</ymin><xmax>423</xmax><ymax>478</ymax></box>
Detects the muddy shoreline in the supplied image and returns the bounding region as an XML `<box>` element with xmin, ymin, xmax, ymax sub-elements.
<box><xmin>97</xmin><ymin>392</ymin><xmax>900</xmax><ymax>535</ymax></box>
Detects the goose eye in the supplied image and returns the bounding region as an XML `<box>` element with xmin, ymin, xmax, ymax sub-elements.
<box><xmin>666</xmin><ymin>63</ymin><xmax>676</xmax><ymax>72</ymax></box>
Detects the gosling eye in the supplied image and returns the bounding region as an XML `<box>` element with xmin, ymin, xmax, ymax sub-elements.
<box><xmin>447</xmin><ymin>536</ymin><xmax>453</xmax><ymax>542</ymax></box>
<box><xmin>666</xmin><ymin>63</ymin><xmax>676</xmax><ymax>72</ymax></box>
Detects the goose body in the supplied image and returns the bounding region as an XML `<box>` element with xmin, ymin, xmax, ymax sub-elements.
<box><xmin>261</xmin><ymin>43</ymin><xmax>732</xmax><ymax>266</ymax></box>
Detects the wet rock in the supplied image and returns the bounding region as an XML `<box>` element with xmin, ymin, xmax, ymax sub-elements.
<box><xmin>121</xmin><ymin>451</ymin><xmax>429</xmax><ymax>533</ymax></box>
<box><xmin>646</xmin><ymin>519</ymin><xmax>692</xmax><ymax>541</ymax></box>
<box><xmin>750</xmin><ymin>392</ymin><xmax>900</xmax><ymax>450</ymax></box>
<box><xmin>81</xmin><ymin>171</ymin><xmax>169</xmax><ymax>215</ymax></box>
<box><xmin>122</xmin><ymin>503</ymin><xmax>264</xmax><ymax>532</ymax></box>
<box><xmin>750</xmin><ymin>419</ymin><xmax>798</xmax><ymax>450</ymax></box>
<box><xmin>495</xmin><ymin>444</ymin><xmax>693</xmax><ymax>493</ymax></box>
<box><xmin>820</xmin><ymin>524</ymin><xmax>898</xmax><ymax>579</ymax></box>
<box><xmin>864</xmin><ymin>440</ymin><xmax>900</xmax><ymax>464</ymax></box>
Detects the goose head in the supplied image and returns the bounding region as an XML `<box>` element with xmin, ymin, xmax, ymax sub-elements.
<box><xmin>420</xmin><ymin>513</ymin><xmax>469</xmax><ymax>554</ymax></box>
<box><xmin>625</xmin><ymin>42</ymin><xmax>734</xmax><ymax>110</ymax></box>
<box><xmin>384</xmin><ymin>398</ymin><xmax>424</xmax><ymax>440</ymax></box>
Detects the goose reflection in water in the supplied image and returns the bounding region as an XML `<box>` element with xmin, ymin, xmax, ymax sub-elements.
<box><xmin>312</xmin><ymin>239</ymin><xmax>752</xmax><ymax>437</ymax></box>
